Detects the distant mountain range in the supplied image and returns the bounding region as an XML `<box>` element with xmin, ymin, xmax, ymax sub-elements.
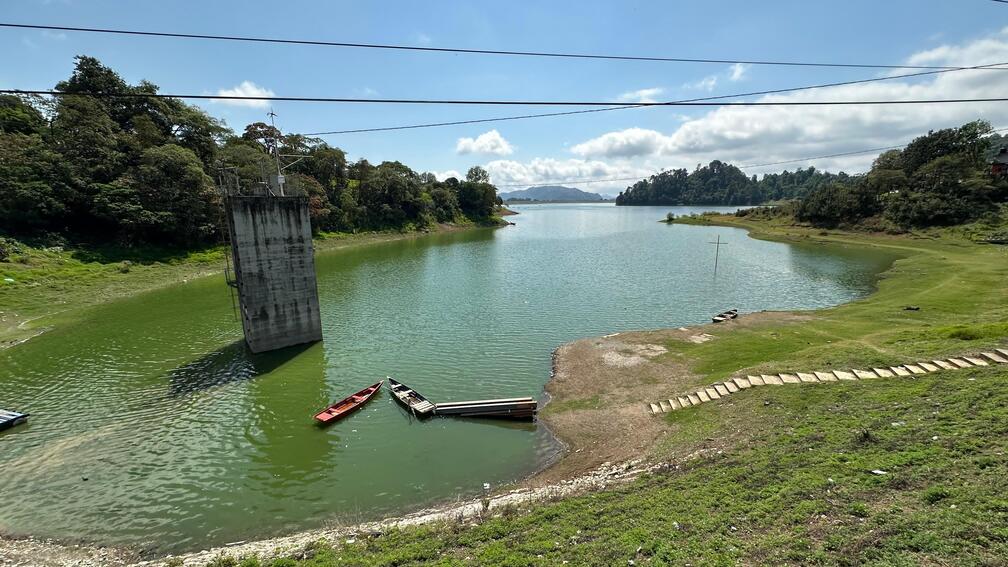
<box><xmin>498</xmin><ymin>185</ymin><xmax>609</xmax><ymax>202</ymax></box>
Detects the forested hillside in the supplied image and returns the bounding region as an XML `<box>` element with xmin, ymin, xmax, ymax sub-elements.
<box><xmin>499</xmin><ymin>185</ymin><xmax>604</xmax><ymax>201</ymax></box>
<box><xmin>0</xmin><ymin>56</ymin><xmax>501</xmax><ymax>250</ymax></box>
<box><xmin>620</xmin><ymin>120</ymin><xmax>1008</xmax><ymax>232</ymax></box>
<box><xmin>615</xmin><ymin>161</ymin><xmax>853</xmax><ymax>206</ymax></box>
<box><xmin>778</xmin><ymin>120</ymin><xmax>1008</xmax><ymax>229</ymax></box>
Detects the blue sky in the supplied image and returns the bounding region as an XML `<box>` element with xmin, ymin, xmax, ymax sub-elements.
<box><xmin>4</xmin><ymin>0</ymin><xmax>1008</xmax><ymax>194</ymax></box>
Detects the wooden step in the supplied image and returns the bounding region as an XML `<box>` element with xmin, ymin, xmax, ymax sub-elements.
<box><xmin>833</xmin><ymin>370</ymin><xmax>857</xmax><ymax>381</ymax></box>
<box><xmin>649</xmin><ymin>403</ymin><xmax>661</xmax><ymax>415</ymax></box>
<box><xmin>659</xmin><ymin>400</ymin><xmax>671</xmax><ymax>412</ymax></box>
<box><xmin>714</xmin><ymin>383</ymin><xmax>731</xmax><ymax>396</ymax></box>
<box><xmin>747</xmin><ymin>375</ymin><xmax>765</xmax><ymax>386</ymax></box>
<box><xmin>890</xmin><ymin>366</ymin><xmax>911</xmax><ymax>376</ymax></box>
<box><xmin>705</xmin><ymin>388</ymin><xmax>721</xmax><ymax>400</ymax></box>
<box><xmin>933</xmin><ymin>360</ymin><xmax>956</xmax><ymax>370</ymax></box>
<box><xmin>762</xmin><ymin>374</ymin><xmax>784</xmax><ymax>385</ymax></box>
<box><xmin>948</xmin><ymin>358</ymin><xmax>973</xmax><ymax>369</ymax></box>
<box><xmin>733</xmin><ymin>377</ymin><xmax>752</xmax><ymax>389</ymax></box>
<box><xmin>904</xmin><ymin>364</ymin><xmax>927</xmax><ymax>375</ymax></box>
<box><xmin>677</xmin><ymin>396</ymin><xmax>693</xmax><ymax>408</ymax></box>
<box><xmin>980</xmin><ymin>351</ymin><xmax>1008</xmax><ymax>363</ymax></box>
<box><xmin>779</xmin><ymin>373</ymin><xmax>801</xmax><ymax>384</ymax></box>
<box><xmin>853</xmin><ymin>369</ymin><xmax>879</xmax><ymax>379</ymax></box>
<box><xmin>696</xmin><ymin>390</ymin><xmax>711</xmax><ymax>403</ymax></box>
<box><xmin>872</xmin><ymin>368</ymin><xmax>895</xmax><ymax>378</ymax></box>
<box><xmin>668</xmin><ymin>399</ymin><xmax>681</xmax><ymax>411</ymax></box>
<box><xmin>918</xmin><ymin>362</ymin><xmax>939</xmax><ymax>372</ymax></box>
<box><xmin>963</xmin><ymin>357</ymin><xmax>988</xmax><ymax>367</ymax></box>
<box><xmin>814</xmin><ymin>371</ymin><xmax>837</xmax><ymax>382</ymax></box>
<box><xmin>796</xmin><ymin>373</ymin><xmax>819</xmax><ymax>383</ymax></box>
<box><xmin>723</xmin><ymin>381</ymin><xmax>740</xmax><ymax>393</ymax></box>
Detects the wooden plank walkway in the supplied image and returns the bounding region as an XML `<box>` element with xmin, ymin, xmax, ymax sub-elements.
<box><xmin>647</xmin><ymin>349</ymin><xmax>1008</xmax><ymax>416</ymax></box>
<box><xmin>0</xmin><ymin>409</ymin><xmax>29</xmax><ymax>432</ymax></box>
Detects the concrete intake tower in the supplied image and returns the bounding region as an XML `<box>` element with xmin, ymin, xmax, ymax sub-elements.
<box><xmin>225</xmin><ymin>194</ymin><xmax>323</xmax><ymax>353</ymax></box>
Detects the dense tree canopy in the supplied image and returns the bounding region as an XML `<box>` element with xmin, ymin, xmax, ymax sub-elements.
<box><xmin>0</xmin><ymin>56</ymin><xmax>501</xmax><ymax>248</ymax></box>
<box><xmin>620</xmin><ymin>120</ymin><xmax>1007</xmax><ymax>231</ymax></box>
<box><xmin>615</xmin><ymin>161</ymin><xmax>852</xmax><ymax>206</ymax></box>
<box><xmin>794</xmin><ymin>121</ymin><xmax>1007</xmax><ymax>229</ymax></box>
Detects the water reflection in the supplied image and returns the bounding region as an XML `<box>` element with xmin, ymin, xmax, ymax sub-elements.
<box><xmin>167</xmin><ymin>341</ymin><xmax>315</xmax><ymax>397</ymax></box>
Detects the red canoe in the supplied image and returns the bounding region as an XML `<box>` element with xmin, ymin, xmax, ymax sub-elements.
<box><xmin>314</xmin><ymin>380</ymin><xmax>384</xmax><ymax>425</ymax></box>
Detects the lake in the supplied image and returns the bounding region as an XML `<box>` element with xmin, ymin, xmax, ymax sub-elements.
<box><xmin>0</xmin><ymin>204</ymin><xmax>896</xmax><ymax>552</ymax></box>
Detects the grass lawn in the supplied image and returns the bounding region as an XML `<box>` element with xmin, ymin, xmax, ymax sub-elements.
<box><xmin>195</xmin><ymin>215</ymin><xmax>1008</xmax><ymax>566</ymax></box>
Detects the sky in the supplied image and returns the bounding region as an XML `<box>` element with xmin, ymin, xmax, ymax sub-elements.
<box><xmin>3</xmin><ymin>0</ymin><xmax>1008</xmax><ymax>195</ymax></box>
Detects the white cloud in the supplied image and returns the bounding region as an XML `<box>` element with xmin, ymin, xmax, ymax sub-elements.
<box><xmin>729</xmin><ymin>63</ymin><xmax>749</xmax><ymax>82</ymax></box>
<box><xmin>685</xmin><ymin>75</ymin><xmax>718</xmax><ymax>91</ymax></box>
<box><xmin>571</xmin><ymin>128</ymin><xmax>673</xmax><ymax>159</ymax></box>
<box><xmin>485</xmin><ymin>158</ymin><xmax>650</xmax><ymax>193</ymax></box>
<box><xmin>432</xmin><ymin>170</ymin><xmax>463</xmax><ymax>181</ymax></box>
<box><xmin>456</xmin><ymin>129</ymin><xmax>514</xmax><ymax>156</ymax></box>
<box><xmin>617</xmin><ymin>87</ymin><xmax>665</xmax><ymax>103</ymax></box>
<box><xmin>567</xmin><ymin>28</ymin><xmax>1008</xmax><ymax>173</ymax></box>
<box><xmin>416</xmin><ymin>32</ymin><xmax>433</xmax><ymax>45</ymax></box>
<box><xmin>214</xmin><ymin>81</ymin><xmax>275</xmax><ymax>108</ymax></box>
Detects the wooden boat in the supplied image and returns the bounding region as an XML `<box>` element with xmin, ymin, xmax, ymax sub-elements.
<box><xmin>388</xmin><ymin>378</ymin><xmax>435</xmax><ymax>416</ymax></box>
<box><xmin>712</xmin><ymin>309</ymin><xmax>738</xmax><ymax>323</ymax></box>
<box><xmin>0</xmin><ymin>409</ymin><xmax>29</xmax><ymax>432</ymax></box>
<box><xmin>434</xmin><ymin>398</ymin><xmax>538</xmax><ymax>420</ymax></box>
<box><xmin>314</xmin><ymin>380</ymin><xmax>383</xmax><ymax>425</ymax></box>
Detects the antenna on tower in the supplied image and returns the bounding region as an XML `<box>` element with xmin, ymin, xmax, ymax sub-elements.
<box><xmin>268</xmin><ymin>108</ymin><xmax>285</xmax><ymax>196</ymax></box>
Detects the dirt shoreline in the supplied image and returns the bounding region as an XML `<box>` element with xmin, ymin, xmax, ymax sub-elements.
<box><xmin>0</xmin><ymin>458</ymin><xmax>665</xmax><ymax>567</ymax></box>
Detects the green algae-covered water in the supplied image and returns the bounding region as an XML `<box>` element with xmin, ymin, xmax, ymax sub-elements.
<box><xmin>0</xmin><ymin>204</ymin><xmax>896</xmax><ymax>552</ymax></box>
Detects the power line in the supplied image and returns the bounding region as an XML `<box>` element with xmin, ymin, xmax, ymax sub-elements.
<box><xmin>5</xmin><ymin>89</ymin><xmax>1008</xmax><ymax>108</ymax></box>
<box><xmin>305</xmin><ymin>62</ymin><xmax>1008</xmax><ymax>135</ymax></box>
<box><xmin>492</xmin><ymin>127</ymin><xmax>1008</xmax><ymax>188</ymax></box>
<box><xmin>2</xmin><ymin>22</ymin><xmax>1001</xmax><ymax>72</ymax></box>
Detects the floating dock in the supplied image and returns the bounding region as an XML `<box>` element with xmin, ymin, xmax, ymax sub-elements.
<box><xmin>434</xmin><ymin>397</ymin><xmax>538</xmax><ymax>420</ymax></box>
<box><xmin>0</xmin><ymin>409</ymin><xmax>29</xmax><ymax>432</ymax></box>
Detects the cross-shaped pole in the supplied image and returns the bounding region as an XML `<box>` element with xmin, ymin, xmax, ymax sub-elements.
<box><xmin>708</xmin><ymin>234</ymin><xmax>726</xmax><ymax>277</ymax></box>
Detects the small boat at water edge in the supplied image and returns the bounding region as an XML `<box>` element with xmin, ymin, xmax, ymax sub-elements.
<box><xmin>388</xmin><ymin>377</ymin><xmax>436</xmax><ymax>416</ymax></box>
<box><xmin>712</xmin><ymin>309</ymin><xmax>739</xmax><ymax>323</ymax></box>
<box><xmin>0</xmin><ymin>409</ymin><xmax>29</xmax><ymax>432</ymax></box>
<box><xmin>314</xmin><ymin>380</ymin><xmax>383</xmax><ymax>425</ymax></box>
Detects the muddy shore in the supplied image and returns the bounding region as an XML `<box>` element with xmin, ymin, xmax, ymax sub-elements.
<box><xmin>0</xmin><ymin>458</ymin><xmax>665</xmax><ymax>567</ymax></box>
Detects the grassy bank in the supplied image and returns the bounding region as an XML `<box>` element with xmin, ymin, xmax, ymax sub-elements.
<box><xmin>193</xmin><ymin>215</ymin><xmax>1008</xmax><ymax>566</ymax></box>
<box><xmin>0</xmin><ymin>220</ymin><xmax>505</xmax><ymax>349</ymax></box>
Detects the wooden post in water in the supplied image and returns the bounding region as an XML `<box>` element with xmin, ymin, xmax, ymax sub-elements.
<box><xmin>708</xmin><ymin>234</ymin><xmax>726</xmax><ymax>277</ymax></box>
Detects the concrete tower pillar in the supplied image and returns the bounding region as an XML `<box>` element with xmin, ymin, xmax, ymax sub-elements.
<box><xmin>225</xmin><ymin>195</ymin><xmax>323</xmax><ymax>353</ymax></box>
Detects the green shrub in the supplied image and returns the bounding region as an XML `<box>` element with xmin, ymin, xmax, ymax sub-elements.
<box><xmin>205</xmin><ymin>554</ymin><xmax>238</xmax><ymax>567</ymax></box>
<box><xmin>947</xmin><ymin>326</ymin><xmax>981</xmax><ymax>340</ymax></box>
<box><xmin>848</xmin><ymin>502</ymin><xmax>870</xmax><ymax>518</ymax></box>
<box><xmin>922</xmin><ymin>486</ymin><xmax>951</xmax><ymax>504</ymax></box>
